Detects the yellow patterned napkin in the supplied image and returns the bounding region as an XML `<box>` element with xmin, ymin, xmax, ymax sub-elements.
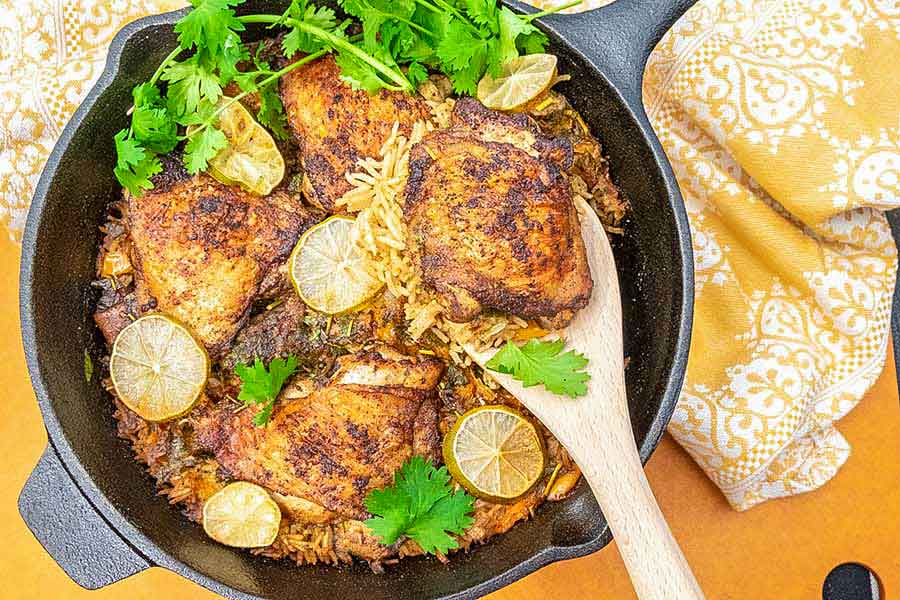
<box><xmin>644</xmin><ymin>0</ymin><xmax>900</xmax><ymax>510</ymax></box>
<box><xmin>2</xmin><ymin>0</ymin><xmax>898</xmax><ymax>510</ymax></box>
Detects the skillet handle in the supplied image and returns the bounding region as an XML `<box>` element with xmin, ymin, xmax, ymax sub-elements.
<box><xmin>519</xmin><ymin>0</ymin><xmax>697</xmax><ymax>105</ymax></box>
<box><xmin>19</xmin><ymin>444</ymin><xmax>151</xmax><ymax>589</ymax></box>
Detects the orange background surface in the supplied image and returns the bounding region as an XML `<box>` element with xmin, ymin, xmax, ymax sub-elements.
<box><xmin>1</xmin><ymin>230</ymin><xmax>898</xmax><ymax>599</ymax></box>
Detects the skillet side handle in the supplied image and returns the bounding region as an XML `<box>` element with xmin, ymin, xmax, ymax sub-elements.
<box><xmin>532</xmin><ymin>0</ymin><xmax>698</xmax><ymax>105</ymax></box>
<box><xmin>18</xmin><ymin>445</ymin><xmax>151</xmax><ymax>590</ymax></box>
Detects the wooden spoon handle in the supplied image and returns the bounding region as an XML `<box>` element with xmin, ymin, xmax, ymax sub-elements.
<box><xmin>578</xmin><ymin>423</ymin><xmax>705</xmax><ymax>600</ymax></box>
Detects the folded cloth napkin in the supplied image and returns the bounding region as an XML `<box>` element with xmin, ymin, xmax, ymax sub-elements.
<box><xmin>2</xmin><ymin>0</ymin><xmax>898</xmax><ymax>511</ymax></box>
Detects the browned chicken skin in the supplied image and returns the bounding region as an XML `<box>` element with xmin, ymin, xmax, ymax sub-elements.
<box><xmin>280</xmin><ymin>55</ymin><xmax>431</xmax><ymax>211</ymax></box>
<box><xmin>126</xmin><ymin>158</ymin><xmax>316</xmax><ymax>358</ymax></box>
<box><xmin>196</xmin><ymin>345</ymin><xmax>444</xmax><ymax>519</ymax></box>
<box><xmin>404</xmin><ymin>98</ymin><xmax>593</xmax><ymax>327</ymax></box>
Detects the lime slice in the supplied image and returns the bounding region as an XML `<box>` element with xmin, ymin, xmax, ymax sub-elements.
<box><xmin>443</xmin><ymin>405</ymin><xmax>547</xmax><ymax>503</ymax></box>
<box><xmin>110</xmin><ymin>314</ymin><xmax>209</xmax><ymax>422</ymax></box>
<box><xmin>290</xmin><ymin>215</ymin><xmax>383</xmax><ymax>315</ymax></box>
<box><xmin>477</xmin><ymin>54</ymin><xmax>558</xmax><ymax>111</ymax></box>
<box><xmin>205</xmin><ymin>97</ymin><xmax>285</xmax><ymax>195</ymax></box>
<box><xmin>203</xmin><ymin>482</ymin><xmax>282</xmax><ymax>548</ymax></box>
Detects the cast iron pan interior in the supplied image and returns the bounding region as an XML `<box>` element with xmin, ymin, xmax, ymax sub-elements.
<box><xmin>18</xmin><ymin>1</ymin><xmax>695</xmax><ymax>598</ymax></box>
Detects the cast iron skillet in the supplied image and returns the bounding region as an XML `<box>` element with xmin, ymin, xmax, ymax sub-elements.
<box><xmin>18</xmin><ymin>0</ymin><xmax>696</xmax><ymax>598</ymax></box>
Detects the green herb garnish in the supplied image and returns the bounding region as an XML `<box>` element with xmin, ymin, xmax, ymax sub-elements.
<box><xmin>364</xmin><ymin>456</ymin><xmax>475</xmax><ymax>555</ymax></box>
<box><xmin>84</xmin><ymin>350</ymin><xmax>93</xmax><ymax>383</ymax></box>
<box><xmin>234</xmin><ymin>356</ymin><xmax>299</xmax><ymax>426</ymax></box>
<box><xmin>114</xmin><ymin>0</ymin><xmax>582</xmax><ymax>195</ymax></box>
<box><xmin>486</xmin><ymin>338</ymin><xmax>590</xmax><ymax>398</ymax></box>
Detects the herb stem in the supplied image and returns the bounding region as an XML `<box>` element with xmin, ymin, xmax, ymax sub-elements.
<box><xmin>524</xmin><ymin>0</ymin><xmax>585</xmax><ymax>21</ymax></box>
<box><xmin>149</xmin><ymin>46</ymin><xmax>185</xmax><ymax>86</ymax></box>
<box><xmin>239</xmin><ymin>14</ymin><xmax>413</xmax><ymax>91</ymax></box>
<box><xmin>390</xmin><ymin>14</ymin><xmax>434</xmax><ymax>37</ymax></box>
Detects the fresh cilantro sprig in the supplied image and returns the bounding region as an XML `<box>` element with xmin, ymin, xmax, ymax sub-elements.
<box><xmin>234</xmin><ymin>356</ymin><xmax>299</xmax><ymax>426</ymax></box>
<box><xmin>364</xmin><ymin>456</ymin><xmax>475</xmax><ymax>555</ymax></box>
<box><xmin>486</xmin><ymin>338</ymin><xmax>590</xmax><ymax>398</ymax></box>
<box><xmin>114</xmin><ymin>0</ymin><xmax>583</xmax><ymax>194</ymax></box>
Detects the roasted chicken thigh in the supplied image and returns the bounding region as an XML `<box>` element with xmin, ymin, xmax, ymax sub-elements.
<box><xmin>280</xmin><ymin>55</ymin><xmax>431</xmax><ymax>211</ymax></box>
<box><xmin>404</xmin><ymin>98</ymin><xmax>593</xmax><ymax>328</ymax></box>
<box><xmin>197</xmin><ymin>345</ymin><xmax>444</xmax><ymax>519</ymax></box>
<box><xmin>126</xmin><ymin>158</ymin><xmax>315</xmax><ymax>358</ymax></box>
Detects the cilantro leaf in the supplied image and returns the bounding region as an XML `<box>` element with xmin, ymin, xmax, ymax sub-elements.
<box><xmin>183</xmin><ymin>125</ymin><xmax>227</xmax><ymax>174</ymax></box>
<box><xmin>175</xmin><ymin>98</ymin><xmax>219</xmax><ymax>127</ymax></box>
<box><xmin>175</xmin><ymin>0</ymin><xmax>245</xmax><ymax>56</ymax></box>
<box><xmin>364</xmin><ymin>456</ymin><xmax>475</xmax><ymax>555</ymax></box>
<box><xmin>405</xmin><ymin>61</ymin><xmax>429</xmax><ymax>89</ymax></box>
<box><xmin>257</xmin><ymin>84</ymin><xmax>290</xmax><ymax>140</ymax></box>
<box><xmin>234</xmin><ymin>356</ymin><xmax>299</xmax><ymax>426</ymax></box>
<box><xmin>131</xmin><ymin>106</ymin><xmax>179</xmax><ymax>154</ymax></box>
<box><xmin>435</xmin><ymin>21</ymin><xmax>485</xmax><ymax>71</ymax></box>
<box><xmin>162</xmin><ymin>57</ymin><xmax>222</xmax><ymax>117</ymax></box>
<box><xmin>132</xmin><ymin>81</ymin><xmax>163</xmax><ymax>107</ymax></box>
<box><xmin>486</xmin><ymin>339</ymin><xmax>590</xmax><ymax>398</ymax></box>
<box><xmin>215</xmin><ymin>34</ymin><xmax>249</xmax><ymax>86</ymax></box>
<box><xmin>496</xmin><ymin>7</ymin><xmax>532</xmax><ymax>71</ymax></box>
<box><xmin>462</xmin><ymin>0</ymin><xmax>498</xmax><ymax>32</ymax></box>
<box><xmin>114</xmin><ymin>129</ymin><xmax>146</xmax><ymax>167</ymax></box>
<box><xmin>113</xmin><ymin>129</ymin><xmax>162</xmax><ymax>195</ymax></box>
<box><xmin>405</xmin><ymin>491</ymin><xmax>474</xmax><ymax>555</ymax></box>
<box><xmin>340</xmin><ymin>0</ymin><xmax>416</xmax><ymax>53</ymax></box>
<box><xmin>129</xmin><ymin>82</ymin><xmax>179</xmax><ymax>154</ymax></box>
<box><xmin>282</xmin><ymin>3</ymin><xmax>339</xmax><ymax>57</ymax></box>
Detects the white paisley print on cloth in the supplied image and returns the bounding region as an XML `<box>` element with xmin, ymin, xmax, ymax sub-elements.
<box><xmin>1</xmin><ymin>0</ymin><xmax>898</xmax><ymax>510</ymax></box>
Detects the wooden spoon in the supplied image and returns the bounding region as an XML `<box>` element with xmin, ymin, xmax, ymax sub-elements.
<box><xmin>462</xmin><ymin>197</ymin><xmax>705</xmax><ymax>600</ymax></box>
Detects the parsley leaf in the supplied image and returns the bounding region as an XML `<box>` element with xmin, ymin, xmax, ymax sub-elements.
<box><xmin>234</xmin><ymin>356</ymin><xmax>299</xmax><ymax>426</ymax></box>
<box><xmin>364</xmin><ymin>456</ymin><xmax>475</xmax><ymax>555</ymax></box>
<box><xmin>486</xmin><ymin>339</ymin><xmax>590</xmax><ymax>398</ymax></box>
<box><xmin>183</xmin><ymin>125</ymin><xmax>228</xmax><ymax>174</ymax></box>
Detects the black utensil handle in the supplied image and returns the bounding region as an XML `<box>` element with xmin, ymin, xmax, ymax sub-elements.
<box><xmin>528</xmin><ymin>0</ymin><xmax>698</xmax><ymax>105</ymax></box>
<box><xmin>18</xmin><ymin>445</ymin><xmax>150</xmax><ymax>590</ymax></box>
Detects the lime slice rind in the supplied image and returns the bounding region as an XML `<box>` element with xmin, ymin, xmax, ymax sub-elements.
<box><xmin>477</xmin><ymin>54</ymin><xmax>558</xmax><ymax>111</ymax></box>
<box><xmin>290</xmin><ymin>216</ymin><xmax>383</xmax><ymax>315</ymax></box>
<box><xmin>110</xmin><ymin>315</ymin><xmax>209</xmax><ymax>422</ymax></box>
<box><xmin>443</xmin><ymin>405</ymin><xmax>547</xmax><ymax>503</ymax></box>
<box><xmin>197</xmin><ymin>98</ymin><xmax>285</xmax><ymax>196</ymax></box>
<box><xmin>203</xmin><ymin>482</ymin><xmax>282</xmax><ymax>548</ymax></box>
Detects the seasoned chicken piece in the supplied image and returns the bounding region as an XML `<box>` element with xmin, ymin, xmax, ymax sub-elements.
<box><xmin>196</xmin><ymin>345</ymin><xmax>444</xmax><ymax>519</ymax></box>
<box><xmin>280</xmin><ymin>55</ymin><xmax>431</xmax><ymax>211</ymax></box>
<box><xmin>127</xmin><ymin>157</ymin><xmax>317</xmax><ymax>358</ymax></box>
<box><xmin>404</xmin><ymin>98</ymin><xmax>592</xmax><ymax>328</ymax></box>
